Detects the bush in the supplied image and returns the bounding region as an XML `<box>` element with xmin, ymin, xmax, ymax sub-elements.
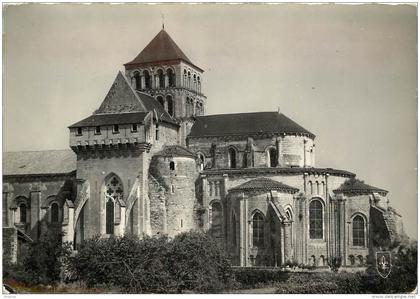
<box><xmin>69</xmin><ymin>231</ymin><xmax>233</xmax><ymax>293</ymax></box>
<box><xmin>21</xmin><ymin>231</ymin><xmax>72</xmax><ymax>285</ymax></box>
<box><xmin>233</xmin><ymin>268</ymin><xmax>289</xmax><ymax>288</ymax></box>
<box><xmin>168</xmin><ymin>231</ymin><xmax>234</xmax><ymax>293</ymax></box>
<box><xmin>358</xmin><ymin>241</ymin><xmax>417</xmax><ymax>293</ymax></box>
<box><xmin>327</xmin><ymin>256</ymin><xmax>342</xmax><ymax>273</ymax></box>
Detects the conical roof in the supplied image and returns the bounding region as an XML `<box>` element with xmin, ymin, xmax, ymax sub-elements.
<box><xmin>125</xmin><ymin>29</ymin><xmax>192</xmax><ymax>66</ymax></box>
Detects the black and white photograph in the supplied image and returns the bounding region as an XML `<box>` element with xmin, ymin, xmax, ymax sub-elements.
<box><xmin>2</xmin><ymin>3</ymin><xmax>418</xmax><ymax>295</ymax></box>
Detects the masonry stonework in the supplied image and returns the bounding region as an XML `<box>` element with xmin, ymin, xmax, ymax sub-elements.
<box><xmin>3</xmin><ymin>27</ymin><xmax>407</xmax><ymax>267</ymax></box>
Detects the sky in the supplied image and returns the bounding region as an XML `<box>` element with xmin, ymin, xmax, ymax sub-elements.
<box><xmin>3</xmin><ymin>3</ymin><xmax>417</xmax><ymax>238</ymax></box>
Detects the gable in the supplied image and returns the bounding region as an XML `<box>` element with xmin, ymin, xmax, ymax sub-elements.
<box><xmin>95</xmin><ymin>72</ymin><xmax>146</xmax><ymax>114</ymax></box>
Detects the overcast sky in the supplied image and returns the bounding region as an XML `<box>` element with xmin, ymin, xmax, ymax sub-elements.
<box><xmin>3</xmin><ymin>3</ymin><xmax>417</xmax><ymax>238</ymax></box>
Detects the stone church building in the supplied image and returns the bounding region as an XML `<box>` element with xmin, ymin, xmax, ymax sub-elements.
<box><xmin>3</xmin><ymin>28</ymin><xmax>407</xmax><ymax>267</ymax></box>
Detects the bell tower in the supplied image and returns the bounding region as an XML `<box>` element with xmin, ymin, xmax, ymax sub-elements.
<box><xmin>124</xmin><ymin>29</ymin><xmax>206</xmax><ymax>145</ymax></box>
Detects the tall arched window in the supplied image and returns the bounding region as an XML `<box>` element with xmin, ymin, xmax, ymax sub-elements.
<box><xmin>51</xmin><ymin>202</ymin><xmax>59</xmax><ymax>223</ymax></box>
<box><xmin>197</xmin><ymin>76</ymin><xmax>201</xmax><ymax>92</ymax></box>
<box><xmin>105</xmin><ymin>175</ymin><xmax>124</xmax><ymax>235</ymax></box>
<box><xmin>243</xmin><ymin>152</ymin><xmax>248</xmax><ymax>168</ymax></box>
<box><xmin>193</xmin><ymin>74</ymin><xmax>197</xmax><ymax>90</ymax></box>
<box><xmin>183</xmin><ymin>70</ymin><xmax>187</xmax><ymax>87</ymax></box>
<box><xmin>309</xmin><ymin>200</ymin><xmax>323</xmax><ymax>239</ymax></box>
<box><xmin>143</xmin><ymin>70</ymin><xmax>151</xmax><ymax>89</ymax></box>
<box><xmin>133</xmin><ymin>71</ymin><xmax>141</xmax><ymax>90</ymax></box>
<box><xmin>187</xmin><ymin>71</ymin><xmax>191</xmax><ymax>89</ymax></box>
<box><xmin>252</xmin><ymin>212</ymin><xmax>265</xmax><ymax>247</ymax></box>
<box><xmin>19</xmin><ymin>203</ymin><xmax>26</xmax><ymax>223</ymax></box>
<box><xmin>167</xmin><ymin>69</ymin><xmax>175</xmax><ymax>87</ymax></box>
<box><xmin>157</xmin><ymin>69</ymin><xmax>164</xmax><ymax>88</ymax></box>
<box><xmin>228</xmin><ymin>148</ymin><xmax>237</xmax><ymax>168</ymax></box>
<box><xmin>166</xmin><ymin>95</ymin><xmax>174</xmax><ymax>117</ymax></box>
<box><xmin>269</xmin><ymin>148</ymin><xmax>277</xmax><ymax>167</ymax></box>
<box><xmin>157</xmin><ymin>96</ymin><xmax>164</xmax><ymax>108</ymax></box>
<box><xmin>352</xmin><ymin>215</ymin><xmax>365</xmax><ymax>246</ymax></box>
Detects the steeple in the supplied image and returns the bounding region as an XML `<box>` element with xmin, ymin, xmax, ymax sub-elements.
<box><xmin>124</xmin><ymin>29</ymin><xmax>200</xmax><ymax>69</ymax></box>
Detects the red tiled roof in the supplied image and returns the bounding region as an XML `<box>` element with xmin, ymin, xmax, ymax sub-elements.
<box><xmin>188</xmin><ymin>112</ymin><xmax>315</xmax><ymax>138</ymax></box>
<box><xmin>229</xmin><ymin>178</ymin><xmax>299</xmax><ymax>193</ymax></box>
<box><xmin>125</xmin><ymin>29</ymin><xmax>193</xmax><ymax>66</ymax></box>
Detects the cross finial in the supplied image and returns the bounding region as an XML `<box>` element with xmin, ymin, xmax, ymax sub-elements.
<box><xmin>161</xmin><ymin>13</ymin><xmax>165</xmax><ymax>29</ymax></box>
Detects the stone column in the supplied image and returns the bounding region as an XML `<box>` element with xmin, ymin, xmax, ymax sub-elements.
<box><xmin>276</xmin><ymin>136</ymin><xmax>283</xmax><ymax>166</ymax></box>
<box><xmin>284</xmin><ymin>221</ymin><xmax>292</xmax><ymax>262</ymax></box>
<box><xmin>280</xmin><ymin>224</ymin><xmax>285</xmax><ymax>265</ymax></box>
<box><xmin>164</xmin><ymin>74</ymin><xmax>169</xmax><ymax>88</ymax></box>
<box><xmin>30</xmin><ymin>191</ymin><xmax>41</xmax><ymax>240</ymax></box>
<box><xmin>141</xmin><ymin>76</ymin><xmax>145</xmax><ymax>89</ymax></box>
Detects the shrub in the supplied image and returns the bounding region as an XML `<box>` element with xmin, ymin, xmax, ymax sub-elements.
<box><xmin>69</xmin><ymin>231</ymin><xmax>233</xmax><ymax>293</ymax></box>
<box><xmin>233</xmin><ymin>268</ymin><xmax>289</xmax><ymax>288</ymax></box>
<box><xmin>358</xmin><ymin>241</ymin><xmax>417</xmax><ymax>293</ymax></box>
<box><xmin>21</xmin><ymin>231</ymin><xmax>72</xmax><ymax>285</ymax></box>
<box><xmin>327</xmin><ymin>256</ymin><xmax>342</xmax><ymax>273</ymax></box>
<box><xmin>168</xmin><ymin>231</ymin><xmax>234</xmax><ymax>293</ymax></box>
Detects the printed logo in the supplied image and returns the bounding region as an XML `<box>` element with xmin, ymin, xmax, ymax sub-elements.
<box><xmin>376</xmin><ymin>251</ymin><xmax>392</xmax><ymax>278</ymax></box>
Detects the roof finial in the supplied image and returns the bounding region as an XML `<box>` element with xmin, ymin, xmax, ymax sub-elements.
<box><xmin>277</xmin><ymin>106</ymin><xmax>281</xmax><ymax>114</ymax></box>
<box><xmin>161</xmin><ymin>13</ymin><xmax>165</xmax><ymax>30</ymax></box>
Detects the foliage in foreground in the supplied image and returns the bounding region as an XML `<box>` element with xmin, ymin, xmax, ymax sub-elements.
<box><xmin>276</xmin><ymin>241</ymin><xmax>417</xmax><ymax>294</ymax></box>
<box><xmin>3</xmin><ymin>232</ymin><xmax>72</xmax><ymax>286</ymax></box>
<box><xmin>69</xmin><ymin>231</ymin><xmax>234</xmax><ymax>293</ymax></box>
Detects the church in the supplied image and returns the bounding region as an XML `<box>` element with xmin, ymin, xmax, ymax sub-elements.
<box><xmin>3</xmin><ymin>27</ymin><xmax>407</xmax><ymax>267</ymax></box>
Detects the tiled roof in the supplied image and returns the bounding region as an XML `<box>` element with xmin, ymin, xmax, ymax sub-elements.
<box><xmin>3</xmin><ymin>150</ymin><xmax>76</xmax><ymax>176</ymax></box>
<box><xmin>202</xmin><ymin>167</ymin><xmax>355</xmax><ymax>178</ymax></box>
<box><xmin>333</xmin><ymin>178</ymin><xmax>388</xmax><ymax>195</ymax></box>
<box><xmin>188</xmin><ymin>112</ymin><xmax>315</xmax><ymax>138</ymax></box>
<box><xmin>155</xmin><ymin>145</ymin><xmax>196</xmax><ymax>158</ymax></box>
<box><xmin>229</xmin><ymin>178</ymin><xmax>299</xmax><ymax>193</ymax></box>
<box><xmin>69</xmin><ymin>72</ymin><xmax>178</xmax><ymax>128</ymax></box>
<box><xmin>69</xmin><ymin>112</ymin><xmax>148</xmax><ymax>128</ymax></box>
<box><xmin>136</xmin><ymin>91</ymin><xmax>178</xmax><ymax>125</ymax></box>
<box><xmin>125</xmin><ymin>29</ymin><xmax>193</xmax><ymax>66</ymax></box>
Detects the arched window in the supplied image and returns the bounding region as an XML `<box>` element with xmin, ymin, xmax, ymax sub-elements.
<box><xmin>183</xmin><ymin>70</ymin><xmax>187</xmax><ymax>87</ymax></box>
<box><xmin>232</xmin><ymin>212</ymin><xmax>237</xmax><ymax>247</ymax></box>
<box><xmin>228</xmin><ymin>148</ymin><xmax>237</xmax><ymax>169</ymax></box>
<box><xmin>187</xmin><ymin>71</ymin><xmax>191</xmax><ymax>89</ymax></box>
<box><xmin>309</xmin><ymin>199</ymin><xmax>323</xmax><ymax>239</ymax></box>
<box><xmin>166</xmin><ymin>95</ymin><xmax>174</xmax><ymax>117</ymax></box>
<box><xmin>157</xmin><ymin>69</ymin><xmax>164</xmax><ymax>88</ymax></box>
<box><xmin>357</xmin><ymin>255</ymin><xmax>364</xmax><ymax>266</ymax></box>
<box><xmin>51</xmin><ymin>202</ymin><xmax>59</xmax><ymax>223</ymax></box>
<box><xmin>316</xmin><ymin>181</ymin><xmax>320</xmax><ymax>195</ymax></box>
<box><xmin>156</xmin><ymin>96</ymin><xmax>164</xmax><ymax>108</ymax></box>
<box><xmin>133</xmin><ymin>71</ymin><xmax>141</xmax><ymax>90</ymax></box>
<box><xmin>352</xmin><ymin>215</ymin><xmax>365</xmax><ymax>246</ymax></box>
<box><xmin>348</xmin><ymin>255</ymin><xmax>355</xmax><ymax>266</ymax></box>
<box><xmin>193</xmin><ymin>74</ymin><xmax>197</xmax><ymax>90</ymax></box>
<box><xmin>268</xmin><ymin>148</ymin><xmax>277</xmax><ymax>167</ymax></box>
<box><xmin>197</xmin><ymin>76</ymin><xmax>201</xmax><ymax>92</ymax></box>
<box><xmin>252</xmin><ymin>211</ymin><xmax>265</xmax><ymax>247</ymax></box>
<box><xmin>309</xmin><ymin>181</ymin><xmax>313</xmax><ymax>195</ymax></box>
<box><xmin>319</xmin><ymin>255</ymin><xmax>325</xmax><ymax>267</ymax></box>
<box><xmin>167</xmin><ymin>69</ymin><xmax>175</xmax><ymax>87</ymax></box>
<box><xmin>210</xmin><ymin>201</ymin><xmax>222</xmax><ymax>241</ymax></box>
<box><xmin>143</xmin><ymin>70</ymin><xmax>151</xmax><ymax>89</ymax></box>
<box><xmin>19</xmin><ymin>203</ymin><xmax>26</xmax><ymax>223</ymax></box>
<box><xmin>198</xmin><ymin>153</ymin><xmax>205</xmax><ymax>170</ymax></box>
<box><xmin>243</xmin><ymin>152</ymin><xmax>248</xmax><ymax>168</ymax></box>
<box><xmin>105</xmin><ymin>175</ymin><xmax>124</xmax><ymax>235</ymax></box>
<box><xmin>169</xmin><ymin>161</ymin><xmax>175</xmax><ymax>171</ymax></box>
